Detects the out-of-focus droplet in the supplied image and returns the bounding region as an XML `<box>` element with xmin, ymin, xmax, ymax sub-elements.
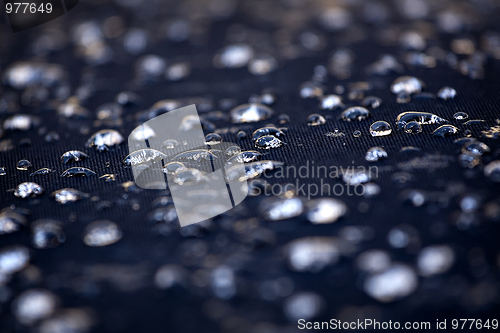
<box><xmin>343</xmin><ymin>171</ymin><xmax>371</xmax><ymax>185</ymax></box>
<box><xmin>432</xmin><ymin>125</ymin><xmax>460</xmax><ymax>137</ymax></box>
<box><xmin>306</xmin><ymin>198</ymin><xmax>347</xmax><ymax>224</ymax></box>
<box><xmin>0</xmin><ymin>209</ymin><xmax>27</xmax><ymax>235</ymax></box>
<box><xmin>307</xmin><ymin>114</ymin><xmax>326</xmax><ymax>126</ymax></box>
<box><xmin>390</xmin><ymin>76</ymin><xmax>425</xmax><ymax>95</ymax></box>
<box><xmin>362</xmin><ymin>96</ymin><xmax>382</xmax><ymax>108</ymax></box>
<box><xmin>16</xmin><ymin>159</ymin><xmax>32</xmax><ymax>171</ymax></box>
<box><xmin>341</xmin><ymin>107</ymin><xmax>370</xmax><ymax>121</ymax></box>
<box><xmin>230</xmin><ymin>103</ymin><xmax>274</xmax><ymax>123</ymax></box>
<box><xmin>366</xmin><ymin>147</ymin><xmax>388</xmax><ymax>162</ymax></box>
<box><xmin>396</xmin><ymin>112</ymin><xmax>447</xmax><ymax>130</ymax></box>
<box><xmin>417</xmin><ymin>245</ymin><xmax>454</xmax><ymax>277</ymax></box>
<box><xmin>123</xmin><ymin>149</ymin><xmax>167</xmax><ymax>166</ymax></box>
<box><xmin>31</xmin><ymin>220</ymin><xmax>65</xmax><ymax>249</ymax></box>
<box><xmin>320</xmin><ymin>95</ymin><xmax>343</xmax><ymax>110</ymax></box>
<box><xmin>215</xmin><ymin>44</ymin><xmax>254</xmax><ymax>68</ymax></box>
<box><xmin>462</xmin><ymin>140</ymin><xmax>490</xmax><ymax>156</ymax></box>
<box><xmin>237</xmin><ymin>131</ymin><xmax>246</xmax><ymax>140</ymax></box>
<box><xmin>86</xmin><ymin>129</ymin><xmax>124</xmax><ymax>151</ymax></box>
<box><xmin>84</xmin><ymin>220</ymin><xmax>122</xmax><ymax>247</ymax></box>
<box><xmin>57</xmin><ymin>101</ymin><xmax>90</xmax><ymax>118</ymax></box>
<box><xmin>279</xmin><ymin>114</ymin><xmax>290</xmax><ymax>125</ymax></box>
<box><xmin>285</xmin><ymin>237</ymin><xmax>339</xmax><ymax>272</ymax></box>
<box><xmin>369</xmin><ymin>121</ymin><xmax>391</xmax><ymax>137</ymax></box>
<box><xmin>4</xmin><ymin>114</ymin><xmax>40</xmax><ymax>131</ymax></box>
<box><xmin>404</xmin><ymin>121</ymin><xmax>422</xmax><ymax>134</ymax></box>
<box><xmin>453</xmin><ymin>112</ymin><xmax>468</xmax><ymax>120</ymax></box>
<box><xmin>51</xmin><ymin>188</ymin><xmax>89</xmax><ymax>204</ymax></box>
<box><xmin>162</xmin><ymin>162</ymin><xmax>186</xmax><ymax>175</ymax></box>
<box><xmin>0</xmin><ymin>245</ymin><xmax>30</xmax><ymax>274</ymax></box>
<box><xmin>60</xmin><ymin>150</ymin><xmax>89</xmax><ymax>164</ymax></box>
<box><xmin>364</xmin><ymin>264</ymin><xmax>417</xmax><ymax>303</ymax></box>
<box><xmin>165</xmin><ymin>62</ymin><xmax>191</xmax><ymax>81</ymax></box>
<box><xmin>357</xmin><ymin>249</ymin><xmax>391</xmax><ymax>273</ymax></box>
<box><xmin>484</xmin><ymin>161</ymin><xmax>500</xmax><ymax>182</ymax></box>
<box><xmin>299</xmin><ymin>81</ymin><xmax>325</xmax><ymax>98</ymax></box>
<box><xmin>248</xmin><ymin>54</ymin><xmax>277</xmax><ymax>75</ymax></box>
<box><xmin>260</xmin><ymin>197</ymin><xmax>303</xmax><ymax>221</ymax></box>
<box><xmin>14</xmin><ymin>182</ymin><xmax>44</xmax><ymax>198</ymax></box>
<box><xmin>284</xmin><ymin>292</ymin><xmax>324</xmax><ymax>321</ymax></box>
<box><xmin>130</xmin><ymin>124</ymin><xmax>156</xmax><ymax>141</ymax></box>
<box><xmin>12</xmin><ymin>289</ymin><xmax>58</xmax><ymax>325</ymax></box>
<box><xmin>163</xmin><ymin>139</ymin><xmax>179</xmax><ymax>149</ymax></box>
<box><xmin>437</xmin><ymin>86</ymin><xmax>457</xmax><ymax>100</ymax></box>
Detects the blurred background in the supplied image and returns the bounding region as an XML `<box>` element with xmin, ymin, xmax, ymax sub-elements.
<box><xmin>1</xmin><ymin>0</ymin><xmax>500</xmax><ymax>332</ymax></box>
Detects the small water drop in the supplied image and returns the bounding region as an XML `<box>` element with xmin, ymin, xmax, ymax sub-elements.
<box><xmin>0</xmin><ymin>167</ymin><xmax>6</xmax><ymax>176</ymax></box>
<box><xmin>341</xmin><ymin>107</ymin><xmax>370</xmax><ymax>121</ymax></box>
<box><xmin>215</xmin><ymin>44</ymin><xmax>254</xmax><ymax>68</ymax></box>
<box><xmin>205</xmin><ymin>133</ymin><xmax>223</xmax><ymax>146</ymax></box>
<box><xmin>437</xmin><ymin>86</ymin><xmax>457</xmax><ymax>100</ymax></box>
<box><xmin>225</xmin><ymin>146</ymin><xmax>241</xmax><ymax>157</ymax></box>
<box><xmin>100</xmin><ymin>174</ymin><xmax>116</xmax><ymax>182</ymax></box>
<box><xmin>325</xmin><ymin>129</ymin><xmax>345</xmax><ymax>138</ymax></box>
<box><xmin>165</xmin><ymin>62</ymin><xmax>191</xmax><ymax>81</ymax></box>
<box><xmin>453</xmin><ymin>112</ymin><xmax>468</xmax><ymax>120</ymax></box>
<box><xmin>14</xmin><ymin>182</ymin><xmax>44</xmax><ymax>198</ymax></box>
<box><xmin>57</xmin><ymin>101</ymin><xmax>90</xmax><ymax>118</ymax></box>
<box><xmin>484</xmin><ymin>161</ymin><xmax>500</xmax><ymax>182</ymax></box>
<box><xmin>432</xmin><ymin>125</ymin><xmax>460</xmax><ymax>137</ymax></box>
<box><xmin>60</xmin><ymin>150</ymin><xmax>89</xmax><ymax>164</ymax></box>
<box><xmin>123</xmin><ymin>149</ymin><xmax>167</xmax><ymax>166</ymax></box>
<box><xmin>3</xmin><ymin>114</ymin><xmax>40</xmax><ymax>131</ymax></box>
<box><xmin>12</xmin><ymin>289</ymin><xmax>58</xmax><ymax>325</ymax></box>
<box><xmin>319</xmin><ymin>95</ymin><xmax>343</xmax><ymax>110</ymax></box>
<box><xmin>230</xmin><ymin>103</ymin><xmax>274</xmax><ymax>123</ymax></box>
<box><xmin>130</xmin><ymin>124</ymin><xmax>156</xmax><ymax>141</ymax></box>
<box><xmin>364</xmin><ymin>264</ymin><xmax>417</xmax><ymax>302</ymax></box>
<box><xmin>260</xmin><ymin>197</ymin><xmax>303</xmax><ymax>221</ymax></box>
<box><xmin>396</xmin><ymin>112</ymin><xmax>448</xmax><ymax>130</ymax></box>
<box><xmin>369</xmin><ymin>121</ymin><xmax>392</xmax><ymax>137</ymax></box>
<box><xmin>285</xmin><ymin>237</ymin><xmax>339</xmax><ymax>272</ymax></box>
<box><xmin>306</xmin><ymin>198</ymin><xmax>347</xmax><ymax>224</ymax></box>
<box><xmin>0</xmin><ymin>245</ymin><xmax>30</xmax><ymax>274</ymax></box>
<box><xmin>365</xmin><ymin>147</ymin><xmax>388</xmax><ymax>162</ymax></box>
<box><xmin>307</xmin><ymin>114</ymin><xmax>326</xmax><ymax>126</ymax></box>
<box><xmin>248</xmin><ymin>54</ymin><xmax>278</xmax><ymax>75</ymax></box>
<box><xmin>162</xmin><ymin>162</ymin><xmax>187</xmax><ymax>175</ymax></box>
<box><xmin>29</xmin><ymin>168</ymin><xmax>54</xmax><ymax>176</ymax></box>
<box><xmin>173</xmin><ymin>149</ymin><xmax>218</xmax><ymax>162</ymax></box>
<box><xmin>278</xmin><ymin>114</ymin><xmax>290</xmax><ymax>124</ymax></box>
<box><xmin>31</xmin><ymin>220</ymin><xmax>66</xmax><ymax>249</ymax></box>
<box><xmin>252</xmin><ymin>127</ymin><xmax>285</xmax><ymax>141</ymax></box>
<box><xmin>404</xmin><ymin>121</ymin><xmax>422</xmax><ymax>134</ymax></box>
<box><xmin>51</xmin><ymin>188</ymin><xmax>89</xmax><ymax>204</ymax></box>
<box><xmin>461</xmin><ymin>140</ymin><xmax>490</xmax><ymax>156</ymax></box>
<box><xmin>342</xmin><ymin>171</ymin><xmax>371</xmax><ymax>185</ymax></box>
<box><xmin>60</xmin><ymin>167</ymin><xmax>97</xmax><ymax>177</ymax></box>
<box><xmin>17</xmin><ymin>159</ymin><xmax>32</xmax><ymax>171</ymax></box>
<box><xmin>172</xmin><ymin>168</ymin><xmax>208</xmax><ymax>185</ymax></box>
<box><xmin>237</xmin><ymin>131</ymin><xmax>247</xmax><ymax>140</ymax></box>
<box><xmin>353</xmin><ymin>130</ymin><xmax>362</xmax><ymax>138</ymax></box>
<box><xmin>417</xmin><ymin>245</ymin><xmax>454</xmax><ymax>276</ymax></box>
<box><xmin>83</xmin><ymin>220</ymin><xmax>122</xmax><ymax>247</ymax></box>
<box><xmin>0</xmin><ymin>209</ymin><xmax>27</xmax><ymax>235</ymax></box>
<box><xmin>299</xmin><ymin>81</ymin><xmax>325</xmax><ymax>98</ymax></box>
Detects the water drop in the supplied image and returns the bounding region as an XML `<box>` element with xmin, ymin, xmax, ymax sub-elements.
<box><xmin>0</xmin><ymin>209</ymin><xmax>27</xmax><ymax>235</ymax></box>
<box><xmin>326</xmin><ymin>130</ymin><xmax>345</xmax><ymax>138</ymax></box>
<box><xmin>165</xmin><ymin>62</ymin><xmax>191</xmax><ymax>81</ymax></box>
<box><xmin>237</xmin><ymin>131</ymin><xmax>247</xmax><ymax>140</ymax></box>
<box><xmin>255</xmin><ymin>136</ymin><xmax>283</xmax><ymax>149</ymax></box>
<box><xmin>365</xmin><ymin>147</ymin><xmax>388</xmax><ymax>162</ymax></box>
<box><xmin>0</xmin><ymin>167</ymin><xmax>6</xmax><ymax>176</ymax></box>
<box><xmin>404</xmin><ymin>121</ymin><xmax>422</xmax><ymax>134</ymax></box>
<box><xmin>230</xmin><ymin>103</ymin><xmax>274</xmax><ymax>123</ymax></box>
<box><xmin>100</xmin><ymin>174</ymin><xmax>116</xmax><ymax>182</ymax></box>
<box><xmin>60</xmin><ymin>167</ymin><xmax>97</xmax><ymax>177</ymax></box>
<box><xmin>225</xmin><ymin>160</ymin><xmax>283</xmax><ymax>182</ymax></box>
<box><xmin>123</xmin><ymin>149</ymin><xmax>167</xmax><ymax>166</ymax></box>
<box><xmin>432</xmin><ymin>125</ymin><xmax>460</xmax><ymax>137</ymax></box>
<box><xmin>461</xmin><ymin>141</ymin><xmax>490</xmax><ymax>155</ymax></box>
<box><xmin>225</xmin><ymin>146</ymin><xmax>241</xmax><ymax>157</ymax></box>
<box><xmin>248</xmin><ymin>54</ymin><xmax>277</xmax><ymax>75</ymax></box>
<box><xmin>162</xmin><ymin>162</ymin><xmax>187</xmax><ymax>175</ymax></box>
<box><xmin>215</xmin><ymin>44</ymin><xmax>254</xmax><ymax>68</ymax></box>
<box><xmin>484</xmin><ymin>161</ymin><xmax>500</xmax><ymax>182</ymax></box>
<box><xmin>60</xmin><ymin>150</ymin><xmax>89</xmax><ymax>164</ymax></box>
<box><xmin>51</xmin><ymin>188</ymin><xmax>89</xmax><ymax>204</ymax></box>
<box><xmin>362</xmin><ymin>96</ymin><xmax>382</xmax><ymax>108</ymax></box>
<box><xmin>364</xmin><ymin>264</ymin><xmax>417</xmax><ymax>302</ymax></box>
<box><xmin>353</xmin><ymin>130</ymin><xmax>362</xmax><ymax>138</ymax></box>
<box><xmin>260</xmin><ymin>197</ymin><xmax>303</xmax><ymax>221</ymax></box>
<box><xmin>285</xmin><ymin>237</ymin><xmax>339</xmax><ymax>272</ymax></box>
<box><xmin>205</xmin><ymin>133</ymin><xmax>223</xmax><ymax>145</ymax></box>
<box><xmin>369</xmin><ymin>121</ymin><xmax>391</xmax><ymax>137</ymax></box>
<box><xmin>96</xmin><ymin>102</ymin><xmax>123</xmax><ymax>120</ymax></box>
<box><xmin>17</xmin><ymin>159</ymin><xmax>32</xmax><ymax>171</ymax></box>
<box><xmin>342</xmin><ymin>171</ymin><xmax>371</xmax><ymax>185</ymax></box>
<box><xmin>417</xmin><ymin>245</ymin><xmax>454</xmax><ymax>276</ymax></box>
<box><xmin>306</xmin><ymin>198</ymin><xmax>347</xmax><ymax>224</ymax></box>
<box><xmin>390</xmin><ymin>76</ymin><xmax>425</xmax><ymax>94</ymax></box>
<box><xmin>30</xmin><ymin>168</ymin><xmax>55</xmax><ymax>176</ymax></box>
<box><xmin>357</xmin><ymin>250</ymin><xmax>391</xmax><ymax>273</ymax></box>
<box><xmin>14</xmin><ymin>182</ymin><xmax>44</xmax><ymax>198</ymax></box>
<box><xmin>0</xmin><ymin>245</ymin><xmax>30</xmax><ymax>274</ymax></box>
<box><xmin>341</xmin><ymin>107</ymin><xmax>370</xmax><ymax>121</ymax></box>
<box><xmin>319</xmin><ymin>95</ymin><xmax>343</xmax><ymax>110</ymax></box>
<box><xmin>86</xmin><ymin>129</ymin><xmax>124</xmax><ymax>151</ymax></box>
<box><xmin>12</xmin><ymin>289</ymin><xmax>58</xmax><ymax>325</ymax></box>
<box><xmin>130</xmin><ymin>124</ymin><xmax>156</xmax><ymax>141</ymax></box>
<box><xmin>453</xmin><ymin>112</ymin><xmax>468</xmax><ymax>120</ymax></box>
<box><xmin>31</xmin><ymin>220</ymin><xmax>66</xmax><ymax>249</ymax></box>
<box><xmin>463</xmin><ymin>119</ymin><xmax>486</xmax><ymax>126</ymax></box>
<box><xmin>252</xmin><ymin>127</ymin><xmax>285</xmax><ymax>141</ymax></box>
<box><xmin>172</xmin><ymin>168</ymin><xmax>208</xmax><ymax>185</ymax></box>
<box><xmin>226</xmin><ymin>151</ymin><xmax>262</xmax><ymax>166</ymax></box>
<box><xmin>284</xmin><ymin>292</ymin><xmax>324</xmax><ymax>321</ymax></box>
<box><xmin>57</xmin><ymin>101</ymin><xmax>90</xmax><ymax>118</ymax></box>
<box><xmin>84</xmin><ymin>220</ymin><xmax>122</xmax><ymax>247</ymax></box>
<box><xmin>395</xmin><ymin>112</ymin><xmax>448</xmax><ymax>130</ymax></box>
<box><xmin>299</xmin><ymin>81</ymin><xmax>325</xmax><ymax>98</ymax></box>
<box><xmin>173</xmin><ymin>149</ymin><xmax>218</xmax><ymax>162</ymax></box>
<box><xmin>458</xmin><ymin>152</ymin><xmax>481</xmax><ymax>168</ymax></box>
<box><xmin>307</xmin><ymin>114</ymin><xmax>326</xmax><ymax>126</ymax></box>
<box><xmin>279</xmin><ymin>114</ymin><xmax>290</xmax><ymax>125</ymax></box>
<box><xmin>3</xmin><ymin>114</ymin><xmax>40</xmax><ymax>131</ymax></box>
<box><xmin>437</xmin><ymin>86</ymin><xmax>457</xmax><ymax>100</ymax></box>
